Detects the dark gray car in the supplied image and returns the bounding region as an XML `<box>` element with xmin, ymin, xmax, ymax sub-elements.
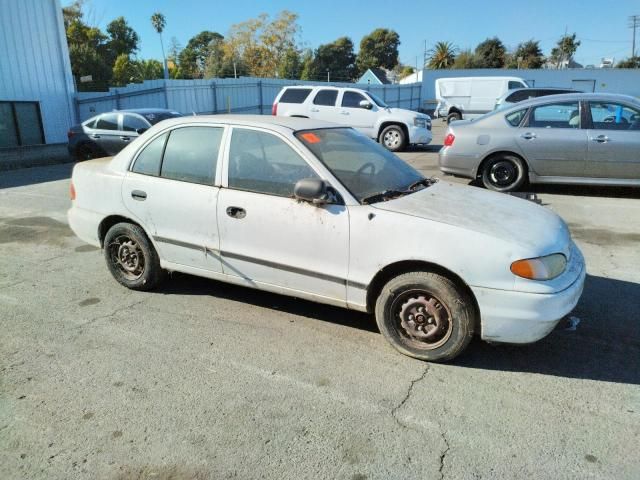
<box><xmin>68</xmin><ymin>109</ymin><xmax>183</xmax><ymax>160</ymax></box>
<box><xmin>439</xmin><ymin>93</ymin><xmax>640</xmax><ymax>191</ymax></box>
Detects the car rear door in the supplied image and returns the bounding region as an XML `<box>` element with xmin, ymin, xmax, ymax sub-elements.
<box><xmin>121</xmin><ymin>124</ymin><xmax>226</xmax><ymax>272</ymax></box>
<box><xmin>585</xmin><ymin>100</ymin><xmax>640</xmax><ymax>179</ymax></box>
<box><xmin>515</xmin><ymin>100</ymin><xmax>588</xmax><ymax>177</ymax></box>
<box><xmin>338</xmin><ymin>90</ymin><xmax>377</xmax><ymax>138</ymax></box>
<box><xmin>216</xmin><ymin>126</ymin><xmax>349</xmax><ymax>302</ymax></box>
<box><xmin>308</xmin><ymin>89</ymin><xmax>339</xmax><ymax>122</ymax></box>
<box><xmin>92</xmin><ymin>113</ymin><xmax>125</xmax><ymax>155</ymax></box>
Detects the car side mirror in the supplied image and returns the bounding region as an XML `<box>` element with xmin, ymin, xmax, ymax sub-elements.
<box><xmin>136</xmin><ymin>128</ymin><xmax>148</xmax><ymax>135</ymax></box>
<box><xmin>359</xmin><ymin>100</ymin><xmax>373</xmax><ymax>110</ymax></box>
<box><xmin>294</xmin><ymin>178</ymin><xmax>333</xmax><ymax>205</ymax></box>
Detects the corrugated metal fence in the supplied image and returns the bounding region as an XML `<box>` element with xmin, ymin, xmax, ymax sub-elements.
<box><xmin>75</xmin><ymin>77</ymin><xmax>423</xmax><ymax>121</ymax></box>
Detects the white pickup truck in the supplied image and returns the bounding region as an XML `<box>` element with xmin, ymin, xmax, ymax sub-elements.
<box><xmin>68</xmin><ymin>115</ymin><xmax>585</xmax><ymax>362</ymax></box>
<box><xmin>272</xmin><ymin>86</ymin><xmax>432</xmax><ymax>151</ymax></box>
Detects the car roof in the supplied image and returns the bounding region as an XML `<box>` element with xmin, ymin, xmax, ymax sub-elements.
<box><xmin>508</xmin><ymin>87</ymin><xmax>577</xmax><ymax>92</ymax></box>
<box><xmin>155</xmin><ymin>114</ymin><xmax>340</xmax><ymax>131</ymax></box>
<box><xmin>506</xmin><ymin>92</ymin><xmax>640</xmax><ymax>110</ymax></box>
<box><xmin>118</xmin><ymin>108</ymin><xmax>178</xmax><ymax>114</ymax></box>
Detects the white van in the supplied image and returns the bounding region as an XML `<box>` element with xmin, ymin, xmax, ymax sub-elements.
<box><xmin>434</xmin><ymin>76</ymin><xmax>529</xmax><ymax>123</ymax></box>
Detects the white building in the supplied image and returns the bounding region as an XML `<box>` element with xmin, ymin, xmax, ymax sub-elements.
<box><xmin>0</xmin><ymin>0</ymin><xmax>76</xmax><ymax>166</ymax></box>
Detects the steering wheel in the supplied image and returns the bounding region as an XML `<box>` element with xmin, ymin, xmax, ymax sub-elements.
<box><xmin>603</xmin><ymin>116</ymin><xmax>628</xmax><ymax>124</ymax></box>
<box><xmin>355</xmin><ymin>162</ymin><xmax>375</xmax><ymax>177</ymax></box>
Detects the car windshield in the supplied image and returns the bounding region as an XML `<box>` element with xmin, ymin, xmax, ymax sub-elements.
<box><xmin>366</xmin><ymin>92</ymin><xmax>389</xmax><ymax>108</ymax></box>
<box><xmin>296</xmin><ymin>128</ymin><xmax>430</xmax><ymax>204</ymax></box>
<box><xmin>142</xmin><ymin>111</ymin><xmax>183</xmax><ymax>125</ymax></box>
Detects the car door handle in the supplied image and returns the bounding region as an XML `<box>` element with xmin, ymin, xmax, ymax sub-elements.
<box><xmin>91</xmin><ymin>134</ymin><xmax>100</xmax><ymax>139</ymax></box>
<box><xmin>310</xmin><ymin>108</ymin><xmax>319</xmax><ymax>113</ymax></box>
<box><xmin>131</xmin><ymin>190</ymin><xmax>147</xmax><ymax>201</ymax></box>
<box><xmin>520</xmin><ymin>132</ymin><xmax>536</xmax><ymax>140</ymax></box>
<box><xmin>226</xmin><ymin>206</ymin><xmax>246</xmax><ymax>219</ymax></box>
<box><xmin>340</xmin><ymin>111</ymin><xmax>349</xmax><ymax>115</ymax></box>
<box><xmin>591</xmin><ymin>135</ymin><xmax>609</xmax><ymax>143</ymax></box>
<box><xmin>120</xmin><ymin>136</ymin><xmax>131</xmax><ymax>141</ymax></box>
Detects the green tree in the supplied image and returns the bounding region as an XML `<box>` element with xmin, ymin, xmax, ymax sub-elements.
<box><xmin>179</xmin><ymin>31</ymin><xmax>224</xmax><ymax>78</ymax></box>
<box><xmin>451</xmin><ymin>49</ymin><xmax>477</xmax><ymax>69</ymax></box>
<box><xmin>106</xmin><ymin>16</ymin><xmax>139</xmax><ymax>61</ymax></box>
<box><xmin>312</xmin><ymin>37</ymin><xmax>357</xmax><ymax>81</ymax></box>
<box><xmin>112</xmin><ymin>54</ymin><xmax>138</xmax><ymax>86</ymax></box>
<box><xmin>151</xmin><ymin>12</ymin><xmax>168</xmax><ymax>79</ymax></box>
<box><xmin>356</xmin><ymin>28</ymin><xmax>400</xmax><ymax>73</ymax></box>
<box><xmin>277</xmin><ymin>48</ymin><xmax>302</xmax><ymax>79</ymax></box>
<box><xmin>398</xmin><ymin>65</ymin><xmax>415</xmax><ymax>80</ymax></box>
<box><xmin>507</xmin><ymin>40</ymin><xmax>544</xmax><ymax>69</ymax></box>
<box><xmin>204</xmin><ymin>37</ymin><xmax>231</xmax><ymax>78</ymax></box>
<box><xmin>299</xmin><ymin>49</ymin><xmax>316</xmax><ymax>80</ymax></box>
<box><xmin>474</xmin><ymin>37</ymin><xmax>506</xmax><ymax>68</ymax></box>
<box><xmin>549</xmin><ymin>33</ymin><xmax>581</xmax><ymax>68</ymax></box>
<box><xmin>427</xmin><ymin>41</ymin><xmax>457</xmax><ymax>69</ymax></box>
<box><xmin>617</xmin><ymin>56</ymin><xmax>640</xmax><ymax>68</ymax></box>
<box><xmin>137</xmin><ymin>59</ymin><xmax>164</xmax><ymax>80</ymax></box>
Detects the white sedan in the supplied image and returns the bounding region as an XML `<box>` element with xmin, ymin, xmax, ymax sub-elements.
<box><xmin>68</xmin><ymin>115</ymin><xmax>586</xmax><ymax>362</ymax></box>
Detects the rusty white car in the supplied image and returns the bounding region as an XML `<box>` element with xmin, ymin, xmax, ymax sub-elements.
<box><xmin>68</xmin><ymin>115</ymin><xmax>585</xmax><ymax>362</ymax></box>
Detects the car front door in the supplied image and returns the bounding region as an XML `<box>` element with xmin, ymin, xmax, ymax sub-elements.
<box><xmin>217</xmin><ymin>126</ymin><xmax>349</xmax><ymax>303</ymax></box>
<box><xmin>92</xmin><ymin>113</ymin><xmax>125</xmax><ymax>155</ymax></box>
<box><xmin>585</xmin><ymin>100</ymin><xmax>640</xmax><ymax>179</ymax></box>
<box><xmin>121</xmin><ymin>113</ymin><xmax>151</xmax><ymax>146</ymax></box>
<box><xmin>121</xmin><ymin>125</ymin><xmax>226</xmax><ymax>272</ymax></box>
<box><xmin>515</xmin><ymin>101</ymin><xmax>588</xmax><ymax>177</ymax></box>
<box><xmin>338</xmin><ymin>90</ymin><xmax>378</xmax><ymax>138</ymax></box>
<box><xmin>308</xmin><ymin>89</ymin><xmax>339</xmax><ymax>122</ymax></box>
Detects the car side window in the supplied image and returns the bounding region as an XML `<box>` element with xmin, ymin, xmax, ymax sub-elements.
<box><xmin>279</xmin><ymin>88</ymin><xmax>312</xmax><ymax>104</ymax></box>
<box><xmin>509</xmin><ymin>81</ymin><xmax>524</xmax><ymax>90</ymax></box>
<box><xmin>341</xmin><ymin>91</ymin><xmax>367</xmax><ymax>108</ymax></box>
<box><xmin>528</xmin><ymin>102</ymin><xmax>580</xmax><ymax>129</ymax></box>
<box><xmin>505</xmin><ymin>109</ymin><xmax>527</xmax><ymax>127</ymax></box>
<box><xmin>589</xmin><ymin>102</ymin><xmax>640</xmax><ymax>131</ymax></box>
<box><xmin>95</xmin><ymin>113</ymin><xmax>119</xmax><ymax>131</ymax></box>
<box><xmin>122</xmin><ymin>114</ymin><xmax>149</xmax><ymax>132</ymax></box>
<box><xmin>132</xmin><ymin>133</ymin><xmax>168</xmax><ymax>176</ymax></box>
<box><xmin>228</xmin><ymin>128</ymin><xmax>318</xmax><ymax>197</ymax></box>
<box><xmin>313</xmin><ymin>90</ymin><xmax>338</xmax><ymax>106</ymax></box>
<box><xmin>160</xmin><ymin>127</ymin><xmax>223</xmax><ymax>185</ymax></box>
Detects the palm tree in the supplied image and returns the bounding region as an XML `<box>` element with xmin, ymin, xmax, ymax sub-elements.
<box><xmin>427</xmin><ymin>42</ymin><xmax>458</xmax><ymax>69</ymax></box>
<box><xmin>151</xmin><ymin>12</ymin><xmax>168</xmax><ymax>80</ymax></box>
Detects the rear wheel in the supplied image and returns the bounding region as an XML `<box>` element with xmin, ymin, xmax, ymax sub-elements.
<box><xmin>447</xmin><ymin>111</ymin><xmax>462</xmax><ymax>124</ymax></box>
<box><xmin>481</xmin><ymin>154</ymin><xmax>527</xmax><ymax>192</ymax></box>
<box><xmin>103</xmin><ymin>223</ymin><xmax>164</xmax><ymax>291</ymax></box>
<box><xmin>75</xmin><ymin>144</ymin><xmax>95</xmax><ymax>161</ymax></box>
<box><xmin>379</xmin><ymin>125</ymin><xmax>407</xmax><ymax>152</ymax></box>
<box><xmin>375</xmin><ymin>271</ymin><xmax>475</xmax><ymax>362</ymax></box>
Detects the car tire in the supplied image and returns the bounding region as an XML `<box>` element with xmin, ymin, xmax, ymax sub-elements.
<box><xmin>447</xmin><ymin>112</ymin><xmax>462</xmax><ymax>124</ymax></box>
<box><xmin>375</xmin><ymin>271</ymin><xmax>475</xmax><ymax>362</ymax></box>
<box><xmin>103</xmin><ymin>222</ymin><xmax>165</xmax><ymax>291</ymax></box>
<box><xmin>481</xmin><ymin>154</ymin><xmax>527</xmax><ymax>192</ymax></box>
<box><xmin>75</xmin><ymin>144</ymin><xmax>95</xmax><ymax>161</ymax></box>
<box><xmin>379</xmin><ymin>125</ymin><xmax>407</xmax><ymax>152</ymax></box>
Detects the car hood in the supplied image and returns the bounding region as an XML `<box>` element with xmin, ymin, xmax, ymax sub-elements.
<box><xmin>387</xmin><ymin>108</ymin><xmax>428</xmax><ymax>120</ymax></box>
<box><xmin>372</xmin><ymin>181</ymin><xmax>570</xmax><ymax>255</ymax></box>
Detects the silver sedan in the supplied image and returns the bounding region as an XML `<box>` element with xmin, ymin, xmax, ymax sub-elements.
<box><xmin>438</xmin><ymin>93</ymin><xmax>640</xmax><ymax>192</ymax></box>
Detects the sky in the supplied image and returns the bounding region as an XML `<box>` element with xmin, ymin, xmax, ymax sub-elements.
<box><xmin>63</xmin><ymin>0</ymin><xmax>640</xmax><ymax>69</ymax></box>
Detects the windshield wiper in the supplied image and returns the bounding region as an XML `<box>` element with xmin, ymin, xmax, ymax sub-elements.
<box><xmin>406</xmin><ymin>178</ymin><xmax>434</xmax><ymax>191</ymax></box>
<box><xmin>361</xmin><ymin>189</ymin><xmax>405</xmax><ymax>205</ymax></box>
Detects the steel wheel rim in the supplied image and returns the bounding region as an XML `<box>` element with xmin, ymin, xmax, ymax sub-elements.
<box><xmin>383</xmin><ymin>130</ymin><xmax>401</xmax><ymax>148</ymax></box>
<box><xmin>108</xmin><ymin>235</ymin><xmax>145</xmax><ymax>280</ymax></box>
<box><xmin>489</xmin><ymin>160</ymin><xmax>517</xmax><ymax>187</ymax></box>
<box><xmin>391</xmin><ymin>289</ymin><xmax>453</xmax><ymax>350</ymax></box>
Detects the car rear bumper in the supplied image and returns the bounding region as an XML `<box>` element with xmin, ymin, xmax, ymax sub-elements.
<box><xmin>472</xmin><ymin>254</ymin><xmax>586</xmax><ymax>344</ymax></box>
<box><xmin>408</xmin><ymin>126</ymin><xmax>432</xmax><ymax>145</ymax></box>
<box><xmin>67</xmin><ymin>206</ymin><xmax>102</xmax><ymax>248</ymax></box>
<box><xmin>438</xmin><ymin>147</ymin><xmax>479</xmax><ymax>178</ymax></box>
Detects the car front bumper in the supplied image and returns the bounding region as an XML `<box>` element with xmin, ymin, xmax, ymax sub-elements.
<box><xmin>408</xmin><ymin>125</ymin><xmax>433</xmax><ymax>145</ymax></box>
<box><xmin>472</xmin><ymin>248</ymin><xmax>586</xmax><ymax>344</ymax></box>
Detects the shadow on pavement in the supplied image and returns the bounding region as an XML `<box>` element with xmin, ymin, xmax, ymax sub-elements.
<box><xmin>0</xmin><ymin>163</ymin><xmax>74</xmax><ymax>189</ymax></box>
<box><xmin>155</xmin><ymin>272</ymin><xmax>639</xmax><ymax>384</ymax></box>
<box><xmin>464</xmin><ymin>179</ymin><xmax>640</xmax><ymax>200</ymax></box>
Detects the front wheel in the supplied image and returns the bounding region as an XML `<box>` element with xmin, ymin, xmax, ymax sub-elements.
<box><xmin>480</xmin><ymin>154</ymin><xmax>526</xmax><ymax>192</ymax></box>
<box><xmin>447</xmin><ymin>112</ymin><xmax>462</xmax><ymax>124</ymax></box>
<box><xmin>379</xmin><ymin>125</ymin><xmax>407</xmax><ymax>152</ymax></box>
<box><xmin>375</xmin><ymin>272</ymin><xmax>476</xmax><ymax>362</ymax></box>
<box><xmin>103</xmin><ymin>222</ymin><xmax>165</xmax><ymax>291</ymax></box>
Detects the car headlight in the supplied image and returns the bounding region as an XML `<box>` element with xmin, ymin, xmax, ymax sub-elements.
<box><xmin>414</xmin><ymin>117</ymin><xmax>427</xmax><ymax>128</ymax></box>
<box><xmin>510</xmin><ymin>253</ymin><xmax>567</xmax><ymax>280</ymax></box>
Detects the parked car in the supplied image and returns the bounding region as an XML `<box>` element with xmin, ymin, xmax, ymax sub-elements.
<box><xmin>68</xmin><ymin>108</ymin><xmax>183</xmax><ymax>160</ymax></box>
<box><xmin>272</xmin><ymin>86</ymin><xmax>432</xmax><ymax>151</ymax></box>
<box><xmin>68</xmin><ymin>115</ymin><xmax>585</xmax><ymax>362</ymax></box>
<box><xmin>494</xmin><ymin>87</ymin><xmax>579</xmax><ymax>110</ymax></box>
<box><xmin>434</xmin><ymin>76</ymin><xmax>529</xmax><ymax>123</ymax></box>
<box><xmin>439</xmin><ymin>93</ymin><xmax>640</xmax><ymax>192</ymax></box>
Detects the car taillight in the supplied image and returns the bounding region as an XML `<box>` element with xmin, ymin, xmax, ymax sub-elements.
<box><xmin>70</xmin><ymin>181</ymin><xmax>76</xmax><ymax>200</ymax></box>
<box><xmin>67</xmin><ymin>129</ymin><xmax>75</xmax><ymax>139</ymax></box>
<box><xmin>444</xmin><ymin>133</ymin><xmax>455</xmax><ymax>146</ymax></box>
<box><xmin>272</xmin><ymin>102</ymin><xmax>278</xmax><ymax>116</ymax></box>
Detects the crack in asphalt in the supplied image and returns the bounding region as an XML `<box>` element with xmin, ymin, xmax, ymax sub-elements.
<box><xmin>439</xmin><ymin>431</ymin><xmax>450</xmax><ymax>479</ymax></box>
<box><xmin>390</xmin><ymin>364</ymin><xmax>429</xmax><ymax>429</ymax></box>
<box><xmin>75</xmin><ymin>298</ymin><xmax>147</xmax><ymax>329</ymax></box>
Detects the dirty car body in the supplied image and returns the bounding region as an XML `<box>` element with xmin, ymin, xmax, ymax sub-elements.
<box><xmin>68</xmin><ymin>115</ymin><xmax>585</xmax><ymax>361</ymax></box>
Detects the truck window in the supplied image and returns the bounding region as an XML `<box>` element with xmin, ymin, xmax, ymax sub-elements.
<box><xmin>280</xmin><ymin>88</ymin><xmax>312</xmax><ymax>104</ymax></box>
<box><xmin>313</xmin><ymin>90</ymin><xmax>338</xmax><ymax>106</ymax></box>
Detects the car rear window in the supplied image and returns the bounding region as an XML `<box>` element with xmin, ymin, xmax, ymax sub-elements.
<box><xmin>279</xmin><ymin>88</ymin><xmax>312</xmax><ymax>104</ymax></box>
<box><xmin>505</xmin><ymin>109</ymin><xmax>527</xmax><ymax>127</ymax></box>
<box><xmin>142</xmin><ymin>111</ymin><xmax>183</xmax><ymax>125</ymax></box>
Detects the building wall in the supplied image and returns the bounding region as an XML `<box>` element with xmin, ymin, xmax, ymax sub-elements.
<box><xmin>421</xmin><ymin>68</ymin><xmax>640</xmax><ymax>103</ymax></box>
<box><xmin>0</xmin><ymin>0</ymin><xmax>76</xmax><ymax>145</ymax></box>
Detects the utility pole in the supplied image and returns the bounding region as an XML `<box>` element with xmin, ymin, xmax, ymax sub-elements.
<box><xmin>558</xmin><ymin>25</ymin><xmax>568</xmax><ymax>69</ymax></box>
<box><xmin>327</xmin><ymin>69</ymin><xmax>330</xmax><ymax>83</ymax></box>
<box><xmin>630</xmin><ymin>15</ymin><xmax>640</xmax><ymax>57</ymax></box>
<box><xmin>423</xmin><ymin>40</ymin><xmax>428</xmax><ymax>68</ymax></box>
